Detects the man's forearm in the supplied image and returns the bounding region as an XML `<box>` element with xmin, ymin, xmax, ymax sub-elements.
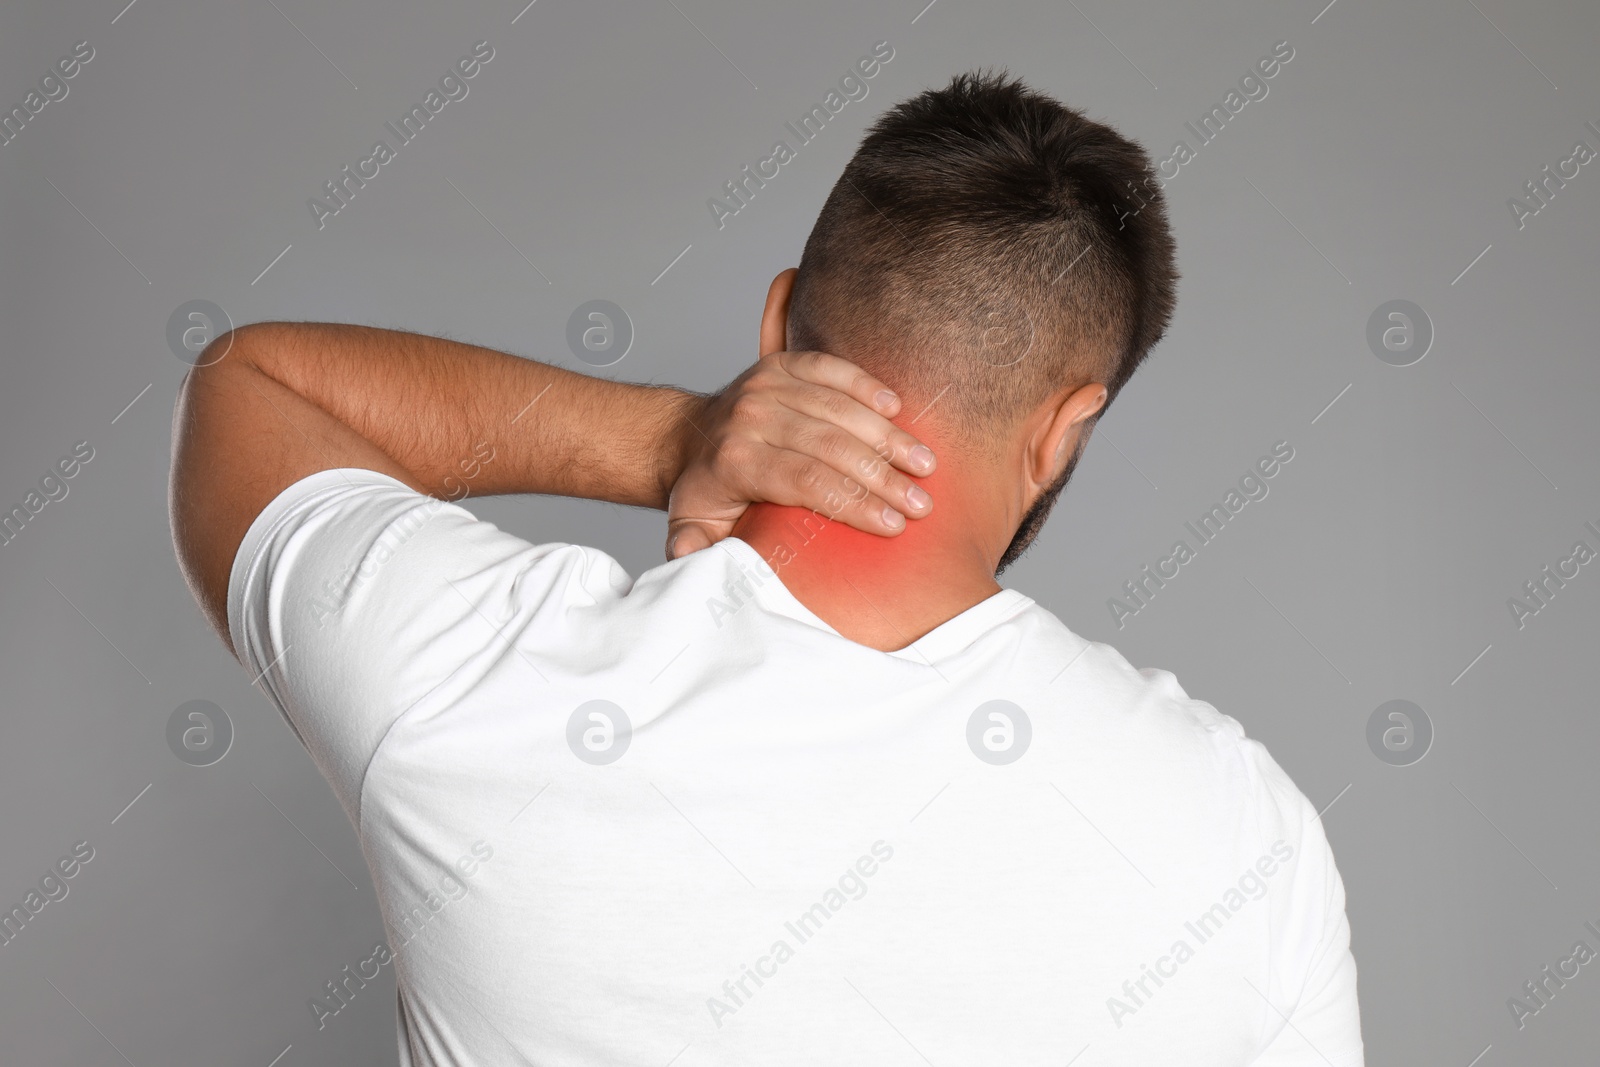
<box><xmin>223</xmin><ymin>321</ymin><xmax>707</xmax><ymax>508</ymax></box>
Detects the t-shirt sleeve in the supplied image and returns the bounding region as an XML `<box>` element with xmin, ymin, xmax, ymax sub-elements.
<box><xmin>1242</xmin><ymin>738</ymin><xmax>1365</xmax><ymax>1067</ymax></box>
<box><xmin>226</xmin><ymin>468</ymin><xmax>631</xmax><ymax>826</ymax></box>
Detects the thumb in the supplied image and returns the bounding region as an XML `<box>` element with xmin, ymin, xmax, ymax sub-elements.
<box><xmin>665</xmin><ymin>520</ymin><xmax>720</xmax><ymax>561</ymax></box>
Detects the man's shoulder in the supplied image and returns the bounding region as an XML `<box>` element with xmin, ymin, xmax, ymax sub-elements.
<box><xmin>1030</xmin><ymin>613</ymin><xmax>1242</xmax><ymax>739</ymax></box>
<box><xmin>1037</xmin><ymin>620</ymin><xmax>1313</xmax><ymax>816</ymax></box>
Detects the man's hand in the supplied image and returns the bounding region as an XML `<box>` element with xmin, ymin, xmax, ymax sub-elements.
<box><xmin>666</xmin><ymin>350</ymin><xmax>936</xmax><ymax>560</ymax></box>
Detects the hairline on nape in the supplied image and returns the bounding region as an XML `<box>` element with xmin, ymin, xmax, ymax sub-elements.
<box><xmin>788</xmin><ymin>254</ymin><xmax>1131</xmax><ymax>436</ymax></box>
<box><xmin>787</xmin><ymin>229</ymin><xmax>1148</xmax><ymax>425</ymax></box>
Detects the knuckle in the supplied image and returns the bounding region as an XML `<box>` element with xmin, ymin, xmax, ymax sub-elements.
<box><xmin>792</xmin><ymin>462</ymin><xmax>830</xmax><ymax>496</ymax></box>
<box><xmin>728</xmin><ymin>393</ymin><xmax>765</xmax><ymax>424</ymax></box>
<box><xmin>740</xmin><ymin>366</ymin><xmax>775</xmax><ymax>394</ymax></box>
<box><xmin>789</xmin><ymin>423</ymin><xmax>842</xmax><ymax>468</ymax></box>
<box><xmin>811</xmin><ymin>428</ymin><xmax>852</xmax><ymax>465</ymax></box>
<box><xmin>816</xmin><ymin>388</ymin><xmax>852</xmax><ymax>421</ymax></box>
<box><xmin>793</xmin><ymin>350</ymin><xmax>829</xmax><ymax>380</ymax></box>
<box><xmin>852</xmin><ymin>447</ymin><xmax>891</xmax><ymax>486</ymax></box>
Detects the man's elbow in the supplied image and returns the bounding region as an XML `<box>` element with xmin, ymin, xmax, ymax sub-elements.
<box><xmin>187</xmin><ymin>320</ymin><xmax>285</xmax><ymax>378</ymax></box>
<box><xmin>171</xmin><ymin>324</ymin><xmax>258</xmax><ymax>462</ymax></box>
<box><xmin>167</xmin><ymin>322</ymin><xmax>279</xmax><ymax>651</ymax></box>
<box><xmin>169</xmin><ymin>322</ymin><xmax>288</xmax><ymax>456</ymax></box>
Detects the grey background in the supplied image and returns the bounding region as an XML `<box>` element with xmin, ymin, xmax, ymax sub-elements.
<box><xmin>1</xmin><ymin>0</ymin><xmax>1595</xmax><ymax>1063</ymax></box>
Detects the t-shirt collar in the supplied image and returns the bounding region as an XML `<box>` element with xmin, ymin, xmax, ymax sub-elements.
<box><xmin>717</xmin><ymin>537</ymin><xmax>1033</xmax><ymax>664</ymax></box>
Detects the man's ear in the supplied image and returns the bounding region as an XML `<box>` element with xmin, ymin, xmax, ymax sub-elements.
<box><xmin>1026</xmin><ymin>382</ymin><xmax>1108</xmax><ymax>493</ymax></box>
<box><xmin>759</xmin><ymin>268</ymin><xmax>799</xmax><ymax>357</ymax></box>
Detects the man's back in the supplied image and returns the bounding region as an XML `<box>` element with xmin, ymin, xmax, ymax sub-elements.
<box><xmin>233</xmin><ymin>469</ymin><xmax>1361</xmax><ymax>1066</ymax></box>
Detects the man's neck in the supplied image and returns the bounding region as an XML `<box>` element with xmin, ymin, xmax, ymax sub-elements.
<box><xmin>730</xmin><ymin>465</ymin><xmax>1008</xmax><ymax>652</ymax></box>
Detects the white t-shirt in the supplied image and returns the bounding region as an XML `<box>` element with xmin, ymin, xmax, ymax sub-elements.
<box><xmin>229</xmin><ymin>468</ymin><xmax>1363</xmax><ymax>1067</ymax></box>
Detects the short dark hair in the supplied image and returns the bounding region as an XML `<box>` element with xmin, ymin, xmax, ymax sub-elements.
<box><xmin>788</xmin><ymin>70</ymin><xmax>1178</xmax><ymax>448</ymax></box>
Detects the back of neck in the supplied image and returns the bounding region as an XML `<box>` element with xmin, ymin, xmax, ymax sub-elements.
<box><xmin>730</xmin><ymin>467</ymin><xmax>1005</xmax><ymax>652</ymax></box>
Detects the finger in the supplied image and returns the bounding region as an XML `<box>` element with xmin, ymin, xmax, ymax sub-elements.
<box><xmin>779</xmin><ymin>379</ymin><xmax>937</xmax><ymax>477</ymax></box>
<box><xmin>666</xmin><ymin>520</ymin><xmax>719</xmax><ymax>561</ymax></box>
<box><xmin>757</xmin><ymin>351</ymin><xmax>937</xmax><ymax>477</ymax></box>
<box><xmin>664</xmin><ymin>480</ymin><xmax>741</xmax><ymax>558</ymax></box>
<box><xmin>768</xmin><ymin>414</ymin><xmax>934</xmax><ymax>521</ymax></box>
<box><xmin>777</xmin><ymin>350</ymin><xmax>906</xmax><ymax>421</ymax></box>
<box><xmin>753</xmin><ymin>445</ymin><xmax>918</xmax><ymax>536</ymax></box>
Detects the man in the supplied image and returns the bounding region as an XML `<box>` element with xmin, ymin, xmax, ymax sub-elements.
<box><xmin>172</xmin><ymin>72</ymin><xmax>1362</xmax><ymax>1065</ymax></box>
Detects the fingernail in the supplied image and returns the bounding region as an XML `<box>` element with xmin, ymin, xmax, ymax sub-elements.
<box><xmin>909</xmin><ymin>444</ymin><xmax>935</xmax><ymax>471</ymax></box>
<box><xmin>882</xmin><ymin>506</ymin><xmax>905</xmax><ymax>529</ymax></box>
<box><xmin>905</xmin><ymin>484</ymin><xmax>931</xmax><ymax>511</ymax></box>
<box><xmin>666</xmin><ymin>534</ymin><xmax>679</xmax><ymax>559</ymax></box>
<box><xmin>875</xmin><ymin>389</ymin><xmax>898</xmax><ymax>412</ymax></box>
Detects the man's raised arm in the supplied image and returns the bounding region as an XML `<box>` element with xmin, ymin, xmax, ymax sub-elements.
<box><xmin>169</xmin><ymin>320</ymin><xmax>936</xmax><ymax>655</ymax></box>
